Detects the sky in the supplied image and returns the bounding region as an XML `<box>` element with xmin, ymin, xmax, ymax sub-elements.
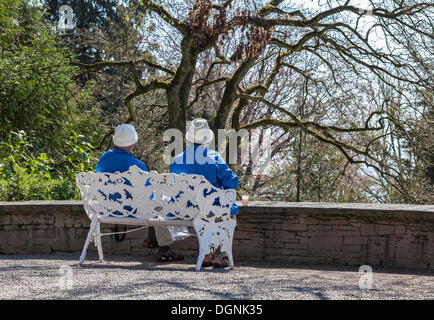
<box><xmin>290</xmin><ymin>0</ymin><xmax>373</xmax><ymax>9</ymax></box>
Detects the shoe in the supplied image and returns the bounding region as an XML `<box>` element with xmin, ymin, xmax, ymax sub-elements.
<box><xmin>213</xmin><ymin>257</ymin><xmax>229</xmax><ymax>268</ymax></box>
<box><xmin>156</xmin><ymin>250</ymin><xmax>184</xmax><ymax>262</ymax></box>
<box><xmin>201</xmin><ymin>254</ymin><xmax>213</xmax><ymax>268</ymax></box>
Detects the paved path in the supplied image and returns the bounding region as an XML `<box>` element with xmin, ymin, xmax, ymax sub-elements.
<box><xmin>0</xmin><ymin>253</ymin><xmax>433</xmax><ymax>300</ymax></box>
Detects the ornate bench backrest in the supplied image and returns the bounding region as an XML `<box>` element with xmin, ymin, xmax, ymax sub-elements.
<box><xmin>76</xmin><ymin>165</ymin><xmax>236</xmax><ymax>222</ymax></box>
<box><xmin>75</xmin><ymin>166</ymin><xmax>145</xmax><ymax>219</ymax></box>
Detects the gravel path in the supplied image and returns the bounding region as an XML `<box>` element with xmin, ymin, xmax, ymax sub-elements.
<box><xmin>0</xmin><ymin>253</ymin><xmax>433</xmax><ymax>300</ymax></box>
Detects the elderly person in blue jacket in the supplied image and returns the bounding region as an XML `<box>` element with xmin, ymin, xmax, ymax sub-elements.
<box><xmin>170</xmin><ymin>118</ymin><xmax>239</xmax><ymax>268</ymax></box>
<box><xmin>96</xmin><ymin>124</ymin><xmax>184</xmax><ymax>263</ymax></box>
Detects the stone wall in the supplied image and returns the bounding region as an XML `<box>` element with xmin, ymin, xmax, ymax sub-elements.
<box><xmin>0</xmin><ymin>201</ymin><xmax>433</xmax><ymax>269</ymax></box>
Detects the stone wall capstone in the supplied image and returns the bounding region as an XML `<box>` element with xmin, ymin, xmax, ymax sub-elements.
<box><xmin>0</xmin><ymin>201</ymin><xmax>433</xmax><ymax>270</ymax></box>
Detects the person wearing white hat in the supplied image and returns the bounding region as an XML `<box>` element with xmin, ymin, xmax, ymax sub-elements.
<box><xmin>96</xmin><ymin>124</ymin><xmax>184</xmax><ymax>263</ymax></box>
<box><xmin>96</xmin><ymin>124</ymin><xmax>144</xmax><ymax>173</ymax></box>
<box><xmin>184</xmin><ymin>118</ymin><xmax>215</xmax><ymax>145</ymax></box>
<box><xmin>171</xmin><ymin>119</ymin><xmax>238</xmax><ymax>197</ymax></box>
<box><xmin>169</xmin><ymin>118</ymin><xmax>239</xmax><ymax>268</ymax></box>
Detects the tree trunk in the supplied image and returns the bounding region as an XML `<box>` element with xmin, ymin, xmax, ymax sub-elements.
<box><xmin>166</xmin><ymin>37</ymin><xmax>199</xmax><ymax>133</ymax></box>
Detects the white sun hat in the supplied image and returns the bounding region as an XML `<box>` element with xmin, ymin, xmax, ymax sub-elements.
<box><xmin>112</xmin><ymin>124</ymin><xmax>138</xmax><ymax>147</ymax></box>
<box><xmin>185</xmin><ymin>118</ymin><xmax>214</xmax><ymax>145</ymax></box>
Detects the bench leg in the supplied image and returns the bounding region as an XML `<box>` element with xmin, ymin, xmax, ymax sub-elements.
<box><xmin>79</xmin><ymin>215</ymin><xmax>99</xmax><ymax>265</ymax></box>
<box><xmin>193</xmin><ymin>221</ymin><xmax>211</xmax><ymax>271</ymax></box>
<box><xmin>193</xmin><ymin>218</ymin><xmax>237</xmax><ymax>271</ymax></box>
<box><xmin>227</xmin><ymin>250</ymin><xmax>234</xmax><ymax>270</ymax></box>
<box><xmin>195</xmin><ymin>250</ymin><xmax>206</xmax><ymax>272</ymax></box>
<box><xmin>226</xmin><ymin>222</ymin><xmax>236</xmax><ymax>270</ymax></box>
<box><xmin>94</xmin><ymin>221</ymin><xmax>104</xmax><ymax>262</ymax></box>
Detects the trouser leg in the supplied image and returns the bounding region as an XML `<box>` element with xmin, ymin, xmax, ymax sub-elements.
<box><xmin>154</xmin><ymin>225</ymin><xmax>174</xmax><ymax>247</ymax></box>
<box><xmin>147</xmin><ymin>226</ymin><xmax>156</xmax><ymax>240</ymax></box>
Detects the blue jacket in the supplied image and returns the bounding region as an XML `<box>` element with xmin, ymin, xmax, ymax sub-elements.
<box><xmin>95</xmin><ymin>148</ymin><xmax>148</xmax><ymax>217</ymax></box>
<box><xmin>170</xmin><ymin>144</ymin><xmax>239</xmax><ymax>215</ymax></box>
<box><xmin>96</xmin><ymin>148</ymin><xmax>148</xmax><ymax>173</ymax></box>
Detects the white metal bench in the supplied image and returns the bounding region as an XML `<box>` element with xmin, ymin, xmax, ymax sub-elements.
<box><xmin>75</xmin><ymin>165</ymin><xmax>237</xmax><ymax>271</ymax></box>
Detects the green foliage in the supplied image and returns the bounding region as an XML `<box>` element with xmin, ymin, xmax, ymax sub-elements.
<box><xmin>0</xmin><ymin>164</ymin><xmax>66</xmax><ymax>201</ymax></box>
<box><xmin>0</xmin><ymin>0</ymin><xmax>79</xmax><ymax>149</ymax></box>
<box><xmin>0</xmin><ymin>0</ymin><xmax>103</xmax><ymax>201</ymax></box>
<box><xmin>61</xmin><ymin>130</ymin><xmax>97</xmax><ymax>180</ymax></box>
<box><xmin>0</xmin><ymin>47</ymin><xmax>76</xmax><ymax>142</ymax></box>
<box><xmin>0</xmin><ymin>130</ymin><xmax>97</xmax><ymax>201</ymax></box>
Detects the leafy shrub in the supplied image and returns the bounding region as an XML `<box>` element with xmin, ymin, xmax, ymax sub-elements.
<box><xmin>0</xmin><ymin>130</ymin><xmax>96</xmax><ymax>201</ymax></box>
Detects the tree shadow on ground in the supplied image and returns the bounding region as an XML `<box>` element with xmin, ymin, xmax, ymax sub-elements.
<box><xmin>1</xmin><ymin>253</ymin><xmax>432</xmax><ymax>277</ymax></box>
<box><xmin>37</xmin><ymin>269</ymin><xmax>339</xmax><ymax>300</ymax></box>
<box><xmin>234</xmin><ymin>259</ymin><xmax>434</xmax><ymax>277</ymax></box>
<box><xmin>5</xmin><ymin>253</ymin><xmax>419</xmax><ymax>300</ymax></box>
<box><xmin>73</xmin><ymin>260</ymin><xmax>232</xmax><ymax>274</ymax></box>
